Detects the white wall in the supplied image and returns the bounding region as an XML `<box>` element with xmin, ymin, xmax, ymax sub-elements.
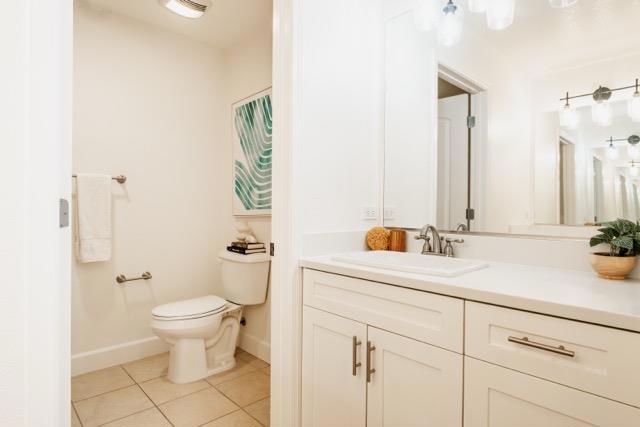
<box><xmin>224</xmin><ymin>31</ymin><xmax>273</xmax><ymax>362</ymax></box>
<box><xmin>73</xmin><ymin>5</ymin><xmax>228</xmax><ymax>372</ymax></box>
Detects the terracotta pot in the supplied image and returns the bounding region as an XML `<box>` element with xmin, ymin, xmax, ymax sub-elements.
<box><xmin>589</xmin><ymin>252</ymin><xmax>637</xmax><ymax>280</ymax></box>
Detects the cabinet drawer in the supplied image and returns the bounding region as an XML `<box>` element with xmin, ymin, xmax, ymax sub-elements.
<box><xmin>464</xmin><ymin>357</ymin><xmax>640</xmax><ymax>427</ymax></box>
<box><xmin>465</xmin><ymin>301</ymin><xmax>640</xmax><ymax>407</ymax></box>
<box><xmin>303</xmin><ymin>269</ymin><xmax>463</xmax><ymax>353</ymax></box>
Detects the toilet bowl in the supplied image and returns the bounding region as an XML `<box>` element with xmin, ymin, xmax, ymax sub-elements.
<box><xmin>151</xmin><ymin>251</ymin><xmax>270</xmax><ymax>383</ymax></box>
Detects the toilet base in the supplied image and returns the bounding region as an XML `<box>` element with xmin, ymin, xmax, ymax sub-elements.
<box><xmin>165</xmin><ymin>305</ymin><xmax>243</xmax><ymax>384</ymax></box>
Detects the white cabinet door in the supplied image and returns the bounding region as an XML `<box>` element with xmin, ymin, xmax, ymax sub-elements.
<box><xmin>367</xmin><ymin>327</ymin><xmax>463</xmax><ymax>427</ymax></box>
<box><xmin>302</xmin><ymin>306</ymin><xmax>367</xmax><ymax>427</ymax></box>
<box><xmin>464</xmin><ymin>357</ymin><xmax>640</xmax><ymax>427</ymax></box>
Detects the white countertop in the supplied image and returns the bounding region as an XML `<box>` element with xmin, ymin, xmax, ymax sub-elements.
<box><xmin>300</xmin><ymin>254</ymin><xmax>640</xmax><ymax>333</ymax></box>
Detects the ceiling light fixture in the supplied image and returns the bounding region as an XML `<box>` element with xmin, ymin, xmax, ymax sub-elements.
<box><xmin>437</xmin><ymin>0</ymin><xmax>463</xmax><ymax>46</ymax></box>
<box><xmin>592</xmin><ymin>86</ymin><xmax>612</xmax><ymax>127</ymax></box>
<box><xmin>158</xmin><ymin>0</ymin><xmax>210</xmax><ymax>19</ymax></box>
<box><xmin>548</xmin><ymin>0</ymin><xmax>579</xmax><ymax>8</ymax></box>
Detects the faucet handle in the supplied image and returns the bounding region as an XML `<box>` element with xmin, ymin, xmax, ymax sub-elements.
<box><xmin>443</xmin><ymin>237</ymin><xmax>464</xmax><ymax>257</ymax></box>
<box><xmin>445</xmin><ymin>237</ymin><xmax>464</xmax><ymax>244</ymax></box>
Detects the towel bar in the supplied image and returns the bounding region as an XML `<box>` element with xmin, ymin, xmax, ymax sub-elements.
<box><xmin>116</xmin><ymin>271</ymin><xmax>152</xmax><ymax>284</ymax></box>
<box><xmin>72</xmin><ymin>174</ymin><xmax>127</xmax><ymax>184</ymax></box>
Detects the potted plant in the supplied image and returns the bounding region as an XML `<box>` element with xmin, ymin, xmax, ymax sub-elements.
<box><xmin>589</xmin><ymin>219</ymin><xmax>640</xmax><ymax>280</ymax></box>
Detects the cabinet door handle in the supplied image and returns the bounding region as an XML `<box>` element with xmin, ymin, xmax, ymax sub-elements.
<box><xmin>352</xmin><ymin>336</ymin><xmax>362</xmax><ymax>376</ymax></box>
<box><xmin>366</xmin><ymin>341</ymin><xmax>376</xmax><ymax>383</ymax></box>
<box><xmin>508</xmin><ymin>336</ymin><xmax>575</xmax><ymax>357</ymax></box>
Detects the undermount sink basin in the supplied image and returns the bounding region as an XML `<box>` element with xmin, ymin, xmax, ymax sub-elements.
<box><xmin>332</xmin><ymin>251</ymin><xmax>489</xmax><ymax>277</ymax></box>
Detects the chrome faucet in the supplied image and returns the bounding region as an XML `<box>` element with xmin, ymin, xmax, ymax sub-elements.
<box><xmin>415</xmin><ymin>224</ymin><xmax>464</xmax><ymax>257</ymax></box>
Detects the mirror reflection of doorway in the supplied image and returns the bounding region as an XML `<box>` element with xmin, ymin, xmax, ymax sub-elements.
<box><xmin>593</xmin><ymin>157</ymin><xmax>604</xmax><ymax>224</ymax></box>
<box><xmin>558</xmin><ymin>138</ymin><xmax>575</xmax><ymax>225</ymax></box>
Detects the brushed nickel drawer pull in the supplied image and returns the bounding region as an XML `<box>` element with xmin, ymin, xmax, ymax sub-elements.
<box><xmin>508</xmin><ymin>336</ymin><xmax>575</xmax><ymax>357</ymax></box>
<box><xmin>366</xmin><ymin>341</ymin><xmax>376</xmax><ymax>383</ymax></box>
<box><xmin>352</xmin><ymin>336</ymin><xmax>362</xmax><ymax>376</ymax></box>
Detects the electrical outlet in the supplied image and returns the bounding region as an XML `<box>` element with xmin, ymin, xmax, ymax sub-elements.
<box><xmin>362</xmin><ymin>207</ymin><xmax>378</xmax><ymax>220</ymax></box>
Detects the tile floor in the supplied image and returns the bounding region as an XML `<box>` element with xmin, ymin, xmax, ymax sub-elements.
<box><xmin>71</xmin><ymin>349</ymin><xmax>270</xmax><ymax>427</ymax></box>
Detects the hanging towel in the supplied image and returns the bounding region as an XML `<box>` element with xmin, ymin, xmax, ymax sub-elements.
<box><xmin>75</xmin><ymin>173</ymin><xmax>112</xmax><ymax>263</ymax></box>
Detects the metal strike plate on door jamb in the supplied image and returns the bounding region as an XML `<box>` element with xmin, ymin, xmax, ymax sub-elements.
<box><xmin>59</xmin><ymin>199</ymin><xmax>70</xmax><ymax>228</ymax></box>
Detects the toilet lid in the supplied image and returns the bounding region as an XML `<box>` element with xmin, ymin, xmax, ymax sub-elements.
<box><xmin>152</xmin><ymin>295</ymin><xmax>227</xmax><ymax>320</ymax></box>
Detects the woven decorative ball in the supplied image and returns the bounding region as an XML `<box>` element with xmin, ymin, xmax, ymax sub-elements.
<box><xmin>366</xmin><ymin>227</ymin><xmax>391</xmax><ymax>251</ymax></box>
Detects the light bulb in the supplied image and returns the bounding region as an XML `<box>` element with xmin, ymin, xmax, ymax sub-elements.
<box><xmin>559</xmin><ymin>104</ymin><xmax>579</xmax><ymax>129</ymax></box>
<box><xmin>548</xmin><ymin>0</ymin><xmax>578</xmax><ymax>7</ymax></box>
<box><xmin>629</xmin><ymin>144</ymin><xmax>640</xmax><ymax>160</ymax></box>
<box><xmin>468</xmin><ymin>0</ymin><xmax>488</xmax><ymax>13</ymax></box>
<box><xmin>413</xmin><ymin>0</ymin><xmax>439</xmax><ymax>32</ymax></box>
<box><xmin>486</xmin><ymin>0</ymin><xmax>515</xmax><ymax>30</ymax></box>
<box><xmin>592</xmin><ymin>100</ymin><xmax>612</xmax><ymax>126</ymax></box>
<box><xmin>628</xmin><ymin>91</ymin><xmax>640</xmax><ymax>122</ymax></box>
<box><xmin>606</xmin><ymin>143</ymin><xmax>619</xmax><ymax>160</ymax></box>
<box><xmin>437</xmin><ymin>2</ymin><xmax>463</xmax><ymax>46</ymax></box>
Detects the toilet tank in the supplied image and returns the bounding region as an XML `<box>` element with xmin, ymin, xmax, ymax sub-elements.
<box><xmin>218</xmin><ymin>250</ymin><xmax>271</xmax><ymax>305</ymax></box>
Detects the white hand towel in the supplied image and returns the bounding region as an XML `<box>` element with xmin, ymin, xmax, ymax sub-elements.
<box><xmin>75</xmin><ymin>173</ymin><xmax>112</xmax><ymax>263</ymax></box>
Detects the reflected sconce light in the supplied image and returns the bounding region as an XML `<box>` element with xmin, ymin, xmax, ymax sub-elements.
<box><xmin>486</xmin><ymin>0</ymin><xmax>515</xmax><ymax>30</ymax></box>
<box><xmin>559</xmin><ymin>92</ymin><xmax>579</xmax><ymax>129</ymax></box>
<box><xmin>627</xmin><ymin>135</ymin><xmax>640</xmax><ymax>159</ymax></box>
<box><xmin>437</xmin><ymin>0</ymin><xmax>463</xmax><ymax>46</ymax></box>
<box><xmin>591</xmin><ymin>86</ymin><xmax>612</xmax><ymax>127</ymax></box>
<box><xmin>628</xmin><ymin>79</ymin><xmax>640</xmax><ymax>122</ymax></box>
<box><xmin>548</xmin><ymin>0</ymin><xmax>579</xmax><ymax>8</ymax></box>
<box><xmin>606</xmin><ymin>137</ymin><xmax>619</xmax><ymax>160</ymax></box>
<box><xmin>630</xmin><ymin>161</ymin><xmax>640</xmax><ymax>177</ymax></box>
<box><xmin>158</xmin><ymin>0</ymin><xmax>210</xmax><ymax>19</ymax></box>
<box><xmin>559</xmin><ymin>79</ymin><xmax>640</xmax><ymax>127</ymax></box>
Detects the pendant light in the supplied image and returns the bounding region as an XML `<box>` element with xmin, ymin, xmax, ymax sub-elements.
<box><xmin>606</xmin><ymin>138</ymin><xmax>618</xmax><ymax>160</ymax></box>
<box><xmin>437</xmin><ymin>0</ymin><xmax>463</xmax><ymax>46</ymax></box>
<box><xmin>559</xmin><ymin>92</ymin><xmax>579</xmax><ymax>129</ymax></box>
<box><xmin>468</xmin><ymin>0</ymin><xmax>488</xmax><ymax>13</ymax></box>
<box><xmin>628</xmin><ymin>79</ymin><xmax>640</xmax><ymax>122</ymax></box>
<box><xmin>548</xmin><ymin>0</ymin><xmax>578</xmax><ymax>8</ymax></box>
<box><xmin>592</xmin><ymin>87</ymin><xmax>612</xmax><ymax>127</ymax></box>
<box><xmin>486</xmin><ymin>0</ymin><xmax>515</xmax><ymax>30</ymax></box>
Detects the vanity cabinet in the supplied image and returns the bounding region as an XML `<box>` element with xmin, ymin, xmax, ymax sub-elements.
<box><xmin>464</xmin><ymin>357</ymin><xmax>640</xmax><ymax>427</ymax></box>
<box><xmin>301</xmin><ymin>268</ymin><xmax>640</xmax><ymax>427</ymax></box>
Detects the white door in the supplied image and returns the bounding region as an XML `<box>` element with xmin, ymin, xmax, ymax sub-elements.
<box><xmin>367</xmin><ymin>327</ymin><xmax>463</xmax><ymax>427</ymax></box>
<box><xmin>302</xmin><ymin>307</ymin><xmax>367</xmax><ymax>427</ymax></box>
<box><xmin>438</xmin><ymin>94</ymin><xmax>469</xmax><ymax>230</ymax></box>
<box><xmin>464</xmin><ymin>357</ymin><xmax>640</xmax><ymax>427</ymax></box>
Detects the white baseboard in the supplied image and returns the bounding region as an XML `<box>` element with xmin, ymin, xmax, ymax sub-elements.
<box><xmin>238</xmin><ymin>332</ymin><xmax>271</xmax><ymax>364</ymax></box>
<box><xmin>71</xmin><ymin>336</ymin><xmax>169</xmax><ymax>376</ymax></box>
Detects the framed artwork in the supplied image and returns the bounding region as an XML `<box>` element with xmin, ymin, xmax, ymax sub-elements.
<box><xmin>232</xmin><ymin>88</ymin><xmax>272</xmax><ymax>216</ymax></box>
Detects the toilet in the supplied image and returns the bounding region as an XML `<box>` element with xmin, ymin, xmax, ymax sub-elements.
<box><xmin>151</xmin><ymin>250</ymin><xmax>270</xmax><ymax>383</ymax></box>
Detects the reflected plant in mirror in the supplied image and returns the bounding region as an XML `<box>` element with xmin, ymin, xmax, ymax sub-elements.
<box><xmin>383</xmin><ymin>0</ymin><xmax>640</xmax><ymax>236</ymax></box>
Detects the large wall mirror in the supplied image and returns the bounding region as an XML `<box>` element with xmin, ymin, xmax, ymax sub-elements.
<box><xmin>383</xmin><ymin>0</ymin><xmax>640</xmax><ymax>235</ymax></box>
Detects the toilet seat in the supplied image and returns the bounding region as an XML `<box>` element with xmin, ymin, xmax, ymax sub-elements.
<box><xmin>152</xmin><ymin>295</ymin><xmax>227</xmax><ymax>321</ymax></box>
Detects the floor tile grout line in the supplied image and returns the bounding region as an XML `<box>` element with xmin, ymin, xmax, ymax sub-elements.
<box><xmin>120</xmin><ymin>364</ymin><xmax>176</xmax><ymax>427</ymax></box>
<box><xmin>242</xmin><ymin>408</ymin><xmax>267</xmax><ymax>427</ymax></box>
<box><xmin>71</xmin><ymin>401</ymin><xmax>84</xmax><ymax>427</ymax></box>
<box><xmin>72</xmin><ymin>382</ymin><xmax>137</xmax><ymax>404</ymax></box>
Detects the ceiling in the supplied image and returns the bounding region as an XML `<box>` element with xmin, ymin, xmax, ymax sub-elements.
<box><xmin>81</xmin><ymin>0</ymin><xmax>272</xmax><ymax>49</ymax></box>
<box><xmin>463</xmin><ymin>0</ymin><xmax>640</xmax><ymax>73</ymax></box>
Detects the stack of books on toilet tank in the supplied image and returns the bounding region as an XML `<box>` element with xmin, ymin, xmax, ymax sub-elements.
<box><xmin>226</xmin><ymin>241</ymin><xmax>266</xmax><ymax>255</ymax></box>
